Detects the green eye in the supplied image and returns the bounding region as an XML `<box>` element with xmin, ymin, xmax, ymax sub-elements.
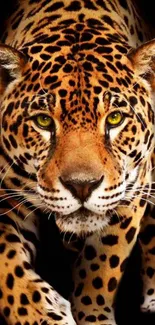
<box><xmin>35</xmin><ymin>115</ymin><xmax>53</xmax><ymax>129</ymax></box>
<box><xmin>106</xmin><ymin>111</ymin><xmax>124</xmax><ymax>127</ymax></box>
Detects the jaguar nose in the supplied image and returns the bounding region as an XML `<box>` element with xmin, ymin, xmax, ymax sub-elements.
<box><xmin>60</xmin><ymin>176</ymin><xmax>103</xmax><ymax>202</ymax></box>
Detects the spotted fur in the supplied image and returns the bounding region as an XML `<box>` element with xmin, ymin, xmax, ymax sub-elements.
<box><xmin>0</xmin><ymin>0</ymin><xmax>154</xmax><ymax>325</ymax></box>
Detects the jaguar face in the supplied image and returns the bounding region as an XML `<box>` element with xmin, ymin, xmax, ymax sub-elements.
<box><xmin>0</xmin><ymin>43</ymin><xmax>154</xmax><ymax>234</ymax></box>
<box><xmin>35</xmin><ymin>88</ymin><xmax>152</xmax><ymax>234</ymax></box>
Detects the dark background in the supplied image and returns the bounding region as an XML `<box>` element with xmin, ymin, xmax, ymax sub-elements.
<box><xmin>0</xmin><ymin>0</ymin><xmax>155</xmax><ymax>324</ymax></box>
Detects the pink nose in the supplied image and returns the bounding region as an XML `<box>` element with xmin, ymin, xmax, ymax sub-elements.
<box><xmin>60</xmin><ymin>176</ymin><xmax>103</xmax><ymax>202</ymax></box>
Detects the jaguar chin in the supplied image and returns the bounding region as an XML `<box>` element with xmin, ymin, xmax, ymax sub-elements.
<box><xmin>55</xmin><ymin>207</ymin><xmax>114</xmax><ymax>235</ymax></box>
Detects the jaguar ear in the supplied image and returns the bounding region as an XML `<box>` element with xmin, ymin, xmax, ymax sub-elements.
<box><xmin>0</xmin><ymin>44</ymin><xmax>27</xmax><ymax>95</ymax></box>
<box><xmin>128</xmin><ymin>39</ymin><xmax>155</xmax><ymax>88</ymax></box>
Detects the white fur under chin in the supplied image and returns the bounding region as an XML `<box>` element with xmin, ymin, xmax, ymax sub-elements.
<box><xmin>55</xmin><ymin>209</ymin><xmax>110</xmax><ymax>235</ymax></box>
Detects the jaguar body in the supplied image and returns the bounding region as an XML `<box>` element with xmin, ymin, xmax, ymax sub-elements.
<box><xmin>0</xmin><ymin>1</ymin><xmax>154</xmax><ymax>324</ymax></box>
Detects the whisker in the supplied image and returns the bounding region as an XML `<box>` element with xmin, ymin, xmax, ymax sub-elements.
<box><xmin>124</xmin><ymin>196</ymin><xmax>154</xmax><ymax>206</ymax></box>
<box><xmin>0</xmin><ymin>160</ymin><xmax>15</xmax><ymax>188</ymax></box>
<box><xmin>24</xmin><ymin>204</ymin><xmax>43</xmax><ymax>221</ymax></box>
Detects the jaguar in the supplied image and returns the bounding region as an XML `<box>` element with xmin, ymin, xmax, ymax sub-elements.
<box><xmin>0</xmin><ymin>0</ymin><xmax>154</xmax><ymax>324</ymax></box>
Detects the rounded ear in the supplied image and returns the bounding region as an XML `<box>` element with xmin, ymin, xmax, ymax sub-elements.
<box><xmin>127</xmin><ymin>39</ymin><xmax>155</xmax><ymax>89</ymax></box>
<box><xmin>0</xmin><ymin>44</ymin><xmax>27</xmax><ymax>95</ymax></box>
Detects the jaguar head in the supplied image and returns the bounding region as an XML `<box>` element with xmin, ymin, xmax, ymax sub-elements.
<box><xmin>0</xmin><ymin>40</ymin><xmax>154</xmax><ymax>234</ymax></box>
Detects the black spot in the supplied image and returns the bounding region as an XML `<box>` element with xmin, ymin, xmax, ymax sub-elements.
<box><xmin>92</xmin><ymin>277</ymin><xmax>103</xmax><ymax>289</ymax></box>
<box><xmin>40</xmin><ymin>53</ymin><xmax>51</xmax><ymax>61</ymax></box>
<box><xmin>140</xmin><ymin>95</ymin><xmax>145</xmax><ymax>106</ymax></box>
<box><xmin>31</xmin><ymin>45</ymin><xmax>43</xmax><ymax>54</ymax></box>
<box><xmin>96</xmin><ymin>37</ymin><xmax>109</xmax><ymax>45</ymax></box>
<box><xmin>96</xmin><ymin>294</ymin><xmax>105</xmax><ymax>305</ymax></box>
<box><xmin>3</xmin><ymin>136</ymin><xmax>11</xmax><ymax>151</ymax></box>
<box><xmin>6</xmin><ymin>274</ymin><xmax>14</xmax><ymax>289</ymax></box>
<box><xmin>63</xmin><ymin>63</ymin><xmax>73</xmax><ymax>73</ymax></box>
<box><xmin>15</xmin><ymin>266</ymin><xmax>24</xmax><ymax>278</ymax></box>
<box><xmin>18</xmin><ymin>307</ymin><xmax>28</xmax><ymax>316</ymax></box>
<box><xmin>108</xmin><ymin>277</ymin><xmax>117</xmax><ymax>292</ymax></box>
<box><xmin>78</xmin><ymin>311</ymin><xmax>85</xmax><ymax>320</ymax></box>
<box><xmin>98</xmin><ymin>314</ymin><xmax>108</xmax><ymax>321</ymax></box>
<box><xmin>0</xmin><ymin>289</ymin><xmax>3</xmax><ymax>298</ymax></box>
<box><xmin>0</xmin><ymin>243</ymin><xmax>6</xmax><ymax>253</ymax></box>
<box><xmin>5</xmin><ymin>234</ymin><xmax>20</xmax><ymax>243</ymax></box>
<box><xmin>131</xmin><ymin>125</ymin><xmax>137</xmax><ymax>134</ymax></box>
<box><xmin>120</xmin><ymin>257</ymin><xmax>128</xmax><ymax>272</ymax></box>
<box><xmin>137</xmin><ymin>113</ymin><xmax>147</xmax><ymax>130</ymax></box>
<box><xmin>11</xmin><ymin>177</ymin><xmax>21</xmax><ymax>187</ymax></box>
<box><xmin>45</xmin><ymin>75</ymin><xmax>58</xmax><ymax>84</ymax></box>
<box><xmin>48</xmin><ymin>312</ymin><xmax>62</xmax><ymax>320</ymax></box>
<box><xmin>129</xmin><ymin>96</ymin><xmax>138</xmax><ymax>107</ymax></box>
<box><xmin>109</xmin><ymin>255</ymin><xmax>119</xmax><ymax>268</ymax></box>
<box><xmin>32</xmin><ymin>59</ymin><xmax>39</xmax><ymax>70</ymax></box>
<box><xmin>45</xmin><ymin>45</ymin><xmax>61</xmax><ymax>54</ymax></box>
<box><xmin>45</xmin><ymin>1</ymin><xmax>64</xmax><ymax>12</ymax></box>
<box><xmin>100</xmin><ymin>254</ymin><xmax>107</xmax><ymax>261</ymax></box>
<box><xmin>129</xmin><ymin>150</ymin><xmax>137</xmax><ymax>158</ymax></box>
<box><xmin>3</xmin><ymin>307</ymin><xmax>10</xmax><ymax>317</ymax></box>
<box><xmin>146</xmin><ymin>267</ymin><xmax>155</xmax><ymax>278</ymax></box>
<box><xmin>87</xmin><ymin>18</ymin><xmax>103</xmax><ymax>26</ymax></box>
<box><xmin>144</xmin><ymin>130</ymin><xmax>150</xmax><ymax>145</ymax></box>
<box><xmin>134</xmin><ymin>152</ymin><xmax>142</xmax><ymax>163</ymax></box>
<box><xmin>23</xmin><ymin>261</ymin><xmax>32</xmax><ymax>270</ymax></box>
<box><xmin>20</xmin><ymin>293</ymin><xmax>29</xmax><ymax>305</ymax></box>
<box><xmin>90</xmin><ymin>263</ymin><xmax>99</xmax><ymax>271</ymax></box>
<box><xmin>74</xmin><ymin>283</ymin><xmax>84</xmax><ymax>297</ymax></box>
<box><xmin>99</xmin><ymin>80</ymin><xmax>109</xmax><ymax>88</ymax></box>
<box><xmin>115</xmin><ymin>45</ymin><xmax>127</xmax><ymax>53</ymax></box>
<box><xmin>7</xmin><ymin>295</ymin><xmax>14</xmax><ymax>305</ymax></box>
<box><xmin>107</xmin><ymin>61</ymin><xmax>118</xmax><ymax>73</ymax></box>
<box><xmin>41</xmin><ymin>287</ymin><xmax>49</xmax><ymax>293</ymax></box>
<box><xmin>125</xmin><ymin>227</ymin><xmax>136</xmax><ymax>243</ymax></box>
<box><xmin>59</xmin><ymin>89</ymin><xmax>67</xmax><ymax>97</ymax></box>
<box><xmin>104</xmin><ymin>307</ymin><xmax>111</xmax><ymax>312</ymax></box>
<box><xmin>83</xmin><ymin>61</ymin><xmax>93</xmax><ymax>71</ymax></box>
<box><xmin>94</xmin><ymin>86</ymin><xmax>102</xmax><ymax>94</ymax></box>
<box><xmin>103</xmin><ymin>73</ymin><xmax>113</xmax><ymax>81</ymax></box>
<box><xmin>65</xmin><ymin>1</ymin><xmax>81</xmax><ymax>11</ymax></box>
<box><xmin>139</xmin><ymin>196</ymin><xmax>146</xmax><ymax>207</ymax></box>
<box><xmin>102</xmin><ymin>235</ymin><xmax>118</xmax><ymax>246</ymax></box>
<box><xmin>9</xmin><ymin>134</ymin><xmax>17</xmax><ymax>149</ymax></box>
<box><xmin>120</xmin><ymin>217</ymin><xmax>132</xmax><ymax>229</ymax></box>
<box><xmin>147</xmin><ymin>288</ymin><xmax>154</xmax><ymax>295</ymax></box>
<box><xmin>84</xmin><ymin>245</ymin><xmax>96</xmax><ymax>260</ymax></box>
<box><xmin>81</xmin><ymin>32</ymin><xmax>93</xmax><ymax>42</ymax></box>
<box><xmin>81</xmin><ymin>296</ymin><xmax>92</xmax><ymax>305</ymax></box>
<box><xmin>85</xmin><ymin>315</ymin><xmax>96</xmax><ymax>322</ymax></box>
<box><xmin>6</xmin><ymin>102</ymin><xmax>14</xmax><ymax>116</ymax></box>
<box><xmin>32</xmin><ymin>290</ymin><xmax>41</xmax><ymax>303</ymax></box>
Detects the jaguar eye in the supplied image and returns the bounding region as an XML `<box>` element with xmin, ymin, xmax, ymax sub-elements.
<box><xmin>34</xmin><ymin>114</ymin><xmax>53</xmax><ymax>130</ymax></box>
<box><xmin>106</xmin><ymin>111</ymin><xmax>124</xmax><ymax>127</ymax></box>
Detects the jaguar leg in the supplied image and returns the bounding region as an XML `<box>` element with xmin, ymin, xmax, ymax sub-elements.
<box><xmin>0</xmin><ymin>211</ymin><xmax>76</xmax><ymax>325</ymax></box>
<box><xmin>139</xmin><ymin>205</ymin><xmax>155</xmax><ymax>313</ymax></box>
<box><xmin>71</xmin><ymin>204</ymin><xmax>144</xmax><ymax>325</ymax></box>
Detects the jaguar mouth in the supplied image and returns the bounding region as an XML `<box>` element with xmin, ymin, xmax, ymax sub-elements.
<box><xmin>55</xmin><ymin>206</ymin><xmax>104</xmax><ymax>220</ymax></box>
